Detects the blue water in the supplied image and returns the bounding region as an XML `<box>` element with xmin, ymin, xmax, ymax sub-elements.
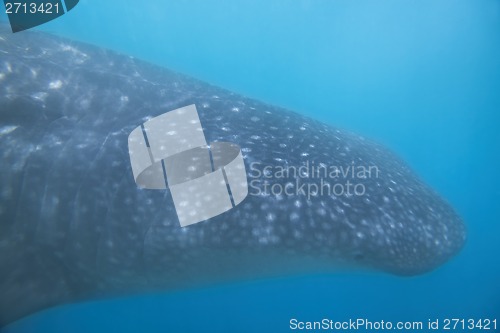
<box><xmin>1</xmin><ymin>0</ymin><xmax>499</xmax><ymax>332</ymax></box>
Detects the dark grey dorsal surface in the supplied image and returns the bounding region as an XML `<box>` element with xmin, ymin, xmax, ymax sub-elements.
<box><xmin>0</xmin><ymin>26</ymin><xmax>465</xmax><ymax>325</ymax></box>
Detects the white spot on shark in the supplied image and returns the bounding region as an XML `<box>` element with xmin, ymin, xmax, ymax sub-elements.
<box><xmin>49</xmin><ymin>80</ymin><xmax>63</xmax><ymax>89</ymax></box>
<box><xmin>0</xmin><ymin>126</ymin><xmax>18</xmax><ymax>137</ymax></box>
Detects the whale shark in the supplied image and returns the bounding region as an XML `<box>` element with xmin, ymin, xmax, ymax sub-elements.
<box><xmin>0</xmin><ymin>25</ymin><xmax>466</xmax><ymax>326</ymax></box>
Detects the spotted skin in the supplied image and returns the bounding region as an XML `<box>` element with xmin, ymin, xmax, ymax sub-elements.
<box><xmin>0</xmin><ymin>26</ymin><xmax>466</xmax><ymax>326</ymax></box>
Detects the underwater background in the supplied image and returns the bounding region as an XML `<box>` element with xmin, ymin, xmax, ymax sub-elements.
<box><xmin>1</xmin><ymin>0</ymin><xmax>499</xmax><ymax>332</ymax></box>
